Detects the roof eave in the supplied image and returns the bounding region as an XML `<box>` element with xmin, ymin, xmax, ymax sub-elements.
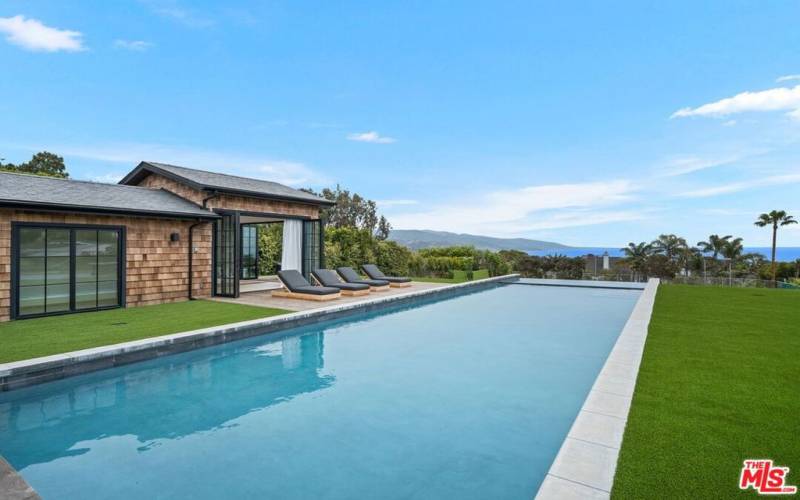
<box><xmin>0</xmin><ymin>200</ymin><xmax>219</xmax><ymax>220</ymax></box>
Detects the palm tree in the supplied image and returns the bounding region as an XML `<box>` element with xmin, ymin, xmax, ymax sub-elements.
<box><xmin>754</xmin><ymin>210</ymin><xmax>797</xmax><ymax>283</ymax></box>
<box><xmin>651</xmin><ymin>234</ymin><xmax>688</xmax><ymax>261</ymax></box>
<box><xmin>697</xmin><ymin>234</ymin><xmax>732</xmax><ymax>279</ymax></box>
<box><xmin>697</xmin><ymin>234</ymin><xmax>732</xmax><ymax>259</ymax></box>
<box><xmin>621</xmin><ymin>242</ymin><xmax>652</xmax><ymax>281</ymax></box>
<box><xmin>720</xmin><ymin>237</ymin><xmax>744</xmax><ymax>285</ymax></box>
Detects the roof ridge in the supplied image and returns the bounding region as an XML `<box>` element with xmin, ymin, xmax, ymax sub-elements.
<box><xmin>0</xmin><ymin>170</ymin><xmax>163</xmax><ymax>192</ymax></box>
<box><xmin>145</xmin><ymin>161</ymin><xmax>288</xmax><ymax>187</ymax></box>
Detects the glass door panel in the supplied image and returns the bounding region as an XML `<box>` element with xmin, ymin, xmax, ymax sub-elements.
<box><xmin>215</xmin><ymin>213</ymin><xmax>239</xmax><ymax>297</ymax></box>
<box><xmin>302</xmin><ymin>220</ymin><xmax>322</xmax><ymax>280</ymax></box>
<box><xmin>15</xmin><ymin>226</ymin><xmax>122</xmax><ymax>318</ymax></box>
<box><xmin>240</xmin><ymin>225</ymin><xmax>258</xmax><ymax>280</ymax></box>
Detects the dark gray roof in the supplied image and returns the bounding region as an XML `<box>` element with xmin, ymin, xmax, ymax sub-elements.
<box><xmin>0</xmin><ymin>171</ymin><xmax>217</xmax><ymax>219</ymax></box>
<box><xmin>120</xmin><ymin>161</ymin><xmax>334</xmax><ymax>206</ymax></box>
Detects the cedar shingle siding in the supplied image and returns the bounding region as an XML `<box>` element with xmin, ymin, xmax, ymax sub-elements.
<box><xmin>0</xmin><ymin>163</ymin><xmax>324</xmax><ymax>321</ymax></box>
<box><xmin>0</xmin><ymin>209</ymin><xmax>213</xmax><ymax>322</ymax></box>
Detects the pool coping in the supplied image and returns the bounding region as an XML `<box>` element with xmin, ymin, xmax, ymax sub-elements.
<box><xmin>535</xmin><ymin>277</ymin><xmax>659</xmax><ymax>500</ymax></box>
<box><xmin>0</xmin><ymin>456</ymin><xmax>40</xmax><ymax>500</ymax></box>
<box><xmin>0</xmin><ymin>274</ymin><xmax>519</xmax><ymax>392</ymax></box>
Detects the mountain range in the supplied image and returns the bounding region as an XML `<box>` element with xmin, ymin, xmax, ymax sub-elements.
<box><xmin>388</xmin><ymin>229</ymin><xmax>570</xmax><ymax>252</ymax></box>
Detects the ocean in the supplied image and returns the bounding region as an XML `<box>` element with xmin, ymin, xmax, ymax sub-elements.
<box><xmin>528</xmin><ymin>247</ymin><xmax>800</xmax><ymax>262</ymax></box>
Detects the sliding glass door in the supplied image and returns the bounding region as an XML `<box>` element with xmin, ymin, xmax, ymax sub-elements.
<box><xmin>14</xmin><ymin>224</ymin><xmax>124</xmax><ymax>319</ymax></box>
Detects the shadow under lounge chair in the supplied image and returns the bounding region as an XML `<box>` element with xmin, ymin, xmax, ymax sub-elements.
<box><xmin>336</xmin><ymin>267</ymin><xmax>391</xmax><ymax>291</ymax></box>
<box><xmin>311</xmin><ymin>269</ymin><xmax>371</xmax><ymax>296</ymax></box>
<box><xmin>361</xmin><ymin>264</ymin><xmax>413</xmax><ymax>288</ymax></box>
<box><xmin>273</xmin><ymin>269</ymin><xmax>341</xmax><ymax>301</ymax></box>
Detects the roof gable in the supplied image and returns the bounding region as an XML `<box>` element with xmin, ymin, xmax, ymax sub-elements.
<box><xmin>120</xmin><ymin>161</ymin><xmax>333</xmax><ymax>206</ymax></box>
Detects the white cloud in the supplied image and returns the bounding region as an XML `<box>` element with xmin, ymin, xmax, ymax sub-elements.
<box><xmin>0</xmin><ymin>15</ymin><xmax>85</xmax><ymax>52</ymax></box>
<box><xmin>347</xmin><ymin>131</ymin><xmax>397</xmax><ymax>144</ymax></box>
<box><xmin>776</xmin><ymin>75</ymin><xmax>800</xmax><ymax>83</ymax></box>
<box><xmin>660</xmin><ymin>155</ymin><xmax>738</xmax><ymax>177</ymax></box>
<box><xmin>375</xmin><ymin>199</ymin><xmax>419</xmax><ymax>208</ymax></box>
<box><xmin>31</xmin><ymin>141</ymin><xmax>331</xmax><ymax>187</ymax></box>
<box><xmin>671</xmin><ymin>85</ymin><xmax>800</xmax><ymax>119</ymax></box>
<box><xmin>114</xmin><ymin>39</ymin><xmax>154</xmax><ymax>51</ymax></box>
<box><xmin>680</xmin><ymin>173</ymin><xmax>800</xmax><ymax>198</ymax></box>
<box><xmin>390</xmin><ymin>180</ymin><xmax>638</xmax><ymax>235</ymax></box>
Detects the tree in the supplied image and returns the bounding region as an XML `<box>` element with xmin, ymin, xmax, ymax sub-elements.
<box><xmin>754</xmin><ymin>210</ymin><xmax>797</xmax><ymax>283</ymax></box>
<box><xmin>720</xmin><ymin>237</ymin><xmax>744</xmax><ymax>285</ymax></box>
<box><xmin>621</xmin><ymin>242</ymin><xmax>652</xmax><ymax>281</ymax></box>
<box><xmin>306</xmin><ymin>185</ymin><xmax>389</xmax><ymax>237</ymax></box>
<box><xmin>651</xmin><ymin>234</ymin><xmax>687</xmax><ymax>261</ymax></box>
<box><xmin>375</xmin><ymin>216</ymin><xmax>391</xmax><ymax>241</ymax></box>
<box><xmin>697</xmin><ymin>234</ymin><xmax>732</xmax><ymax>260</ymax></box>
<box><xmin>1</xmin><ymin>151</ymin><xmax>69</xmax><ymax>178</ymax></box>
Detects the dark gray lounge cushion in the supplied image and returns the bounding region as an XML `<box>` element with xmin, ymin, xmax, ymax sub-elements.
<box><xmin>312</xmin><ymin>269</ymin><xmax>369</xmax><ymax>291</ymax></box>
<box><xmin>362</xmin><ymin>264</ymin><xmax>412</xmax><ymax>283</ymax></box>
<box><xmin>278</xmin><ymin>270</ymin><xmax>339</xmax><ymax>295</ymax></box>
<box><xmin>336</xmin><ymin>267</ymin><xmax>390</xmax><ymax>287</ymax></box>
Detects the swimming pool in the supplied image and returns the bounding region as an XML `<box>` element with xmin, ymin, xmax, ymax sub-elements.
<box><xmin>0</xmin><ymin>283</ymin><xmax>640</xmax><ymax>499</ymax></box>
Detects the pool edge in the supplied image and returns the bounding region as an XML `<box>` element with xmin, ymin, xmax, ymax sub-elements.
<box><xmin>0</xmin><ymin>455</ymin><xmax>40</xmax><ymax>500</ymax></box>
<box><xmin>0</xmin><ymin>274</ymin><xmax>519</xmax><ymax>392</ymax></box>
<box><xmin>535</xmin><ymin>278</ymin><xmax>659</xmax><ymax>500</ymax></box>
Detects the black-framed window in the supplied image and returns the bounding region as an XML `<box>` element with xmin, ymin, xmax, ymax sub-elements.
<box><xmin>13</xmin><ymin>224</ymin><xmax>124</xmax><ymax>319</ymax></box>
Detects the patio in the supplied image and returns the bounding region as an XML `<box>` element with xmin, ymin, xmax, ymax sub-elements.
<box><xmin>213</xmin><ymin>281</ymin><xmax>450</xmax><ymax>312</ymax></box>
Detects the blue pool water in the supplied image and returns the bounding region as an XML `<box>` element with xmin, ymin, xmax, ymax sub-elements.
<box><xmin>0</xmin><ymin>283</ymin><xmax>640</xmax><ymax>499</ymax></box>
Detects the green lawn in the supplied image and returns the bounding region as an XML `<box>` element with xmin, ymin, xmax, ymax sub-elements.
<box><xmin>612</xmin><ymin>285</ymin><xmax>800</xmax><ymax>498</ymax></box>
<box><xmin>0</xmin><ymin>300</ymin><xmax>290</xmax><ymax>363</ymax></box>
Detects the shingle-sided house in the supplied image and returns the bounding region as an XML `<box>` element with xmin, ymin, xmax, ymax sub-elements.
<box><xmin>0</xmin><ymin>161</ymin><xmax>333</xmax><ymax>321</ymax></box>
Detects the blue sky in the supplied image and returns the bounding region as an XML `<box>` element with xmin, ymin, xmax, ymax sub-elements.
<box><xmin>1</xmin><ymin>1</ymin><xmax>799</xmax><ymax>247</ymax></box>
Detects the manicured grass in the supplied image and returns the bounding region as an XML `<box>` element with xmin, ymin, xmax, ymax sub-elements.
<box><xmin>612</xmin><ymin>285</ymin><xmax>800</xmax><ymax>498</ymax></box>
<box><xmin>0</xmin><ymin>300</ymin><xmax>290</xmax><ymax>363</ymax></box>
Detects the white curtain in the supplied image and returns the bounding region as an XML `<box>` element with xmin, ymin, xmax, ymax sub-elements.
<box><xmin>281</xmin><ymin>219</ymin><xmax>303</xmax><ymax>271</ymax></box>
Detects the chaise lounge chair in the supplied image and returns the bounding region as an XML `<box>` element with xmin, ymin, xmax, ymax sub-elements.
<box><xmin>336</xmin><ymin>267</ymin><xmax>391</xmax><ymax>291</ymax></box>
<box><xmin>273</xmin><ymin>270</ymin><xmax>341</xmax><ymax>301</ymax></box>
<box><xmin>311</xmin><ymin>269</ymin><xmax>371</xmax><ymax>296</ymax></box>
<box><xmin>361</xmin><ymin>264</ymin><xmax>412</xmax><ymax>288</ymax></box>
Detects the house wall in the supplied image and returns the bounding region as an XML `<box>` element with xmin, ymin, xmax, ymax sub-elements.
<box><xmin>0</xmin><ymin>208</ymin><xmax>212</xmax><ymax>322</ymax></box>
<box><xmin>138</xmin><ymin>173</ymin><xmax>321</xmax><ymax>218</ymax></box>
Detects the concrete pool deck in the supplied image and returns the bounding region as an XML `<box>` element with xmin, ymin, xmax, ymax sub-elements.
<box><xmin>0</xmin><ymin>276</ymin><xmax>516</xmax><ymax>392</ymax></box>
<box><xmin>535</xmin><ymin>278</ymin><xmax>659</xmax><ymax>500</ymax></box>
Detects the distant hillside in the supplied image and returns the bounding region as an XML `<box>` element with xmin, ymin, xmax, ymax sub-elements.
<box><xmin>388</xmin><ymin>229</ymin><xmax>570</xmax><ymax>252</ymax></box>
